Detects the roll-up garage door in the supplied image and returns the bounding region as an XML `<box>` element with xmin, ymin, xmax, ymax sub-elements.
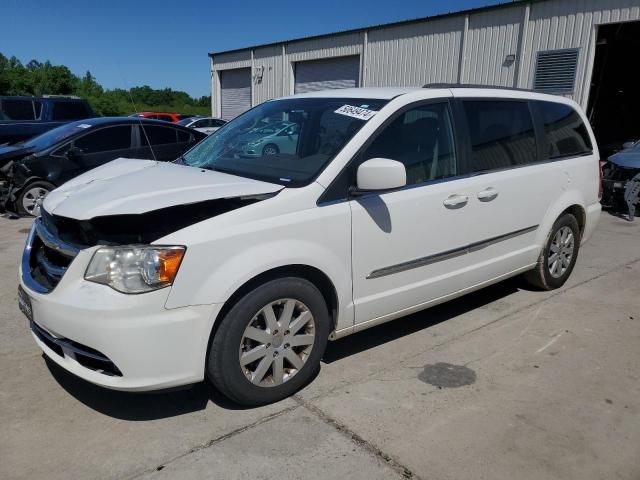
<box><xmin>220</xmin><ymin>68</ymin><xmax>251</xmax><ymax>120</ymax></box>
<box><xmin>294</xmin><ymin>56</ymin><xmax>360</xmax><ymax>94</ymax></box>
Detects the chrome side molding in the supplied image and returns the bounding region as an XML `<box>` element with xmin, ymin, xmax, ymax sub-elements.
<box><xmin>367</xmin><ymin>225</ymin><xmax>538</xmax><ymax>279</ymax></box>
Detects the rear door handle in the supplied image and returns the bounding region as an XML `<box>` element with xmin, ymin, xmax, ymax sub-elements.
<box><xmin>443</xmin><ymin>194</ymin><xmax>469</xmax><ymax>209</ymax></box>
<box><xmin>477</xmin><ymin>187</ymin><xmax>499</xmax><ymax>202</ymax></box>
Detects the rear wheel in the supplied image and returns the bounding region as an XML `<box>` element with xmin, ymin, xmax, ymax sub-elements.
<box><xmin>524</xmin><ymin>213</ymin><xmax>580</xmax><ymax>290</ymax></box>
<box><xmin>16</xmin><ymin>180</ymin><xmax>55</xmax><ymax>217</ymax></box>
<box><xmin>207</xmin><ymin>277</ymin><xmax>330</xmax><ymax>406</ymax></box>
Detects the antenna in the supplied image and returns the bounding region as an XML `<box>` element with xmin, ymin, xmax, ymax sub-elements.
<box><xmin>117</xmin><ymin>64</ymin><xmax>158</xmax><ymax>162</ymax></box>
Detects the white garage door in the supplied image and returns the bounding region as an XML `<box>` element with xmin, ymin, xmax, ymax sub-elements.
<box><xmin>220</xmin><ymin>68</ymin><xmax>251</xmax><ymax>120</ymax></box>
<box><xmin>294</xmin><ymin>56</ymin><xmax>360</xmax><ymax>94</ymax></box>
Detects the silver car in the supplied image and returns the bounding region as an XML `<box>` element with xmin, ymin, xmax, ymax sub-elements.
<box><xmin>237</xmin><ymin>122</ymin><xmax>300</xmax><ymax>157</ymax></box>
<box><xmin>178</xmin><ymin>117</ymin><xmax>227</xmax><ymax>135</ymax></box>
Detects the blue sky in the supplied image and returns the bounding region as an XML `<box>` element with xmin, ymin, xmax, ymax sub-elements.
<box><xmin>3</xmin><ymin>0</ymin><xmax>505</xmax><ymax>98</ymax></box>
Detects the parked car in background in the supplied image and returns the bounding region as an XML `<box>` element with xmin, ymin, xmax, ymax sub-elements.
<box><xmin>177</xmin><ymin>116</ymin><xmax>227</xmax><ymax>135</ymax></box>
<box><xmin>0</xmin><ymin>95</ymin><xmax>94</xmax><ymax>145</ymax></box>
<box><xmin>129</xmin><ymin>112</ymin><xmax>192</xmax><ymax>123</ymax></box>
<box><xmin>235</xmin><ymin>121</ymin><xmax>300</xmax><ymax>156</ymax></box>
<box><xmin>1</xmin><ymin>117</ymin><xmax>205</xmax><ymax>216</ymax></box>
<box><xmin>17</xmin><ymin>87</ymin><xmax>601</xmax><ymax>406</ymax></box>
<box><xmin>601</xmin><ymin>140</ymin><xmax>640</xmax><ymax>218</ymax></box>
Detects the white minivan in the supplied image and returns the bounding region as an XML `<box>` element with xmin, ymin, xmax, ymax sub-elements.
<box><xmin>18</xmin><ymin>86</ymin><xmax>601</xmax><ymax>405</ymax></box>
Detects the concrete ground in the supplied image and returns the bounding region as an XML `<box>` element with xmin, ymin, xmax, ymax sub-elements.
<box><xmin>1</xmin><ymin>213</ymin><xmax>639</xmax><ymax>480</ymax></box>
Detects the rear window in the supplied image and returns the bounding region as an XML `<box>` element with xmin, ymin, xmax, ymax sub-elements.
<box><xmin>463</xmin><ymin>100</ymin><xmax>537</xmax><ymax>172</ymax></box>
<box><xmin>52</xmin><ymin>101</ymin><xmax>90</xmax><ymax>121</ymax></box>
<box><xmin>536</xmin><ymin>101</ymin><xmax>592</xmax><ymax>159</ymax></box>
<box><xmin>1</xmin><ymin>99</ymin><xmax>36</xmax><ymax>120</ymax></box>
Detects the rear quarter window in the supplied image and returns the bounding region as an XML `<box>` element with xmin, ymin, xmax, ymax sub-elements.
<box><xmin>536</xmin><ymin>101</ymin><xmax>592</xmax><ymax>159</ymax></box>
<box><xmin>52</xmin><ymin>101</ymin><xmax>91</xmax><ymax>121</ymax></box>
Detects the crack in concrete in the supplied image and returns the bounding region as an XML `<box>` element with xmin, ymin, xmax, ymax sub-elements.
<box><xmin>292</xmin><ymin>395</ymin><xmax>421</xmax><ymax>480</ymax></box>
<box><xmin>126</xmin><ymin>404</ymin><xmax>299</xmax><ymax>480</ymax></box>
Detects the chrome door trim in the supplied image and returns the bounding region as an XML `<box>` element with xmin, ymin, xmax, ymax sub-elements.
<box><xmin>367</xmin><ymin>225</ymin><xmax>538</xmax><ymax>279</ymax></box>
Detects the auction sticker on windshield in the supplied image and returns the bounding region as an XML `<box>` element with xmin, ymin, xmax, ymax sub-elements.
<box><xmin>334</xmin><ymin>105</ymin><xmax>378</xmax><ymax>121</ymax></box>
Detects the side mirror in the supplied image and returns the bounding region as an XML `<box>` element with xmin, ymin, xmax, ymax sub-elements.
<box><xmin>354</xmin><ymin>158</ymin><xmax>406</xmax><ymax>194</ymax></box>
<box><xmin>66</xmin><ymin>147</ymin><xmax>84</xmax><ymax>161</ymax></box>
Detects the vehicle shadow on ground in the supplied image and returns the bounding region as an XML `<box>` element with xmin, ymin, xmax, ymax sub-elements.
<box><xmin>45</xmin><ymin>277</ymin><xmax>522</xmax><ymax>419</ymax></box>
<box><xmin>323</xmin><ymin>277</ymin><xmax>521</xmax><ymax>363</ymax></box>
<box><xmin>44</xmin><ymin>357</ymin><xmax>247</xmax><ymax>419</ymax></box>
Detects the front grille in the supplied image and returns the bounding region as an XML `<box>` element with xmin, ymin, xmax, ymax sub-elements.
<box><xmin>22</xmin><ymin>216</ymin><xmax>82</xmax><ymax>294</ymax></box>
<box><xmin>31</xmin><ymin>320</ymin><xmax>122</xmax><ymax>377</ymax></box>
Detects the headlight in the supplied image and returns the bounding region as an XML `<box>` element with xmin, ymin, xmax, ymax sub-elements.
<box><xmin>85</xmin><ymin>245</ymin><xmax>185</xmax><ymax>294</ymax></box>
<box><xmin>247</xmin><ymin>139</ymin><xmax>263</xmax><ymax>147</ymax></box>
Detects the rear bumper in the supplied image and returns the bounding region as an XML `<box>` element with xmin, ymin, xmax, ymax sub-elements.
<box><xmin>582</xmin><ymin>202</ymin><xmax>601</xmax><ymax>245</ymax></box>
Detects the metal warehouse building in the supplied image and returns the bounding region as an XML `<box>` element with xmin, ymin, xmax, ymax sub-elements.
<box><xmin>209</xmin><ymin>0</ymin><xmax>640</xmax><ymax>152</ymax></box>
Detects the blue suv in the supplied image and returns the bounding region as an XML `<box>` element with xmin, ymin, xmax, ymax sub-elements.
<box><xmin>0</xmin><ymin>95</ymin><xmax>95</xmax><ymax>145</ymax></box>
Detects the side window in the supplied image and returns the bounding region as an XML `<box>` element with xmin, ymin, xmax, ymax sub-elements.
<box><xmin>536</xmin><ymin>101</ymin><xmax>592</xmax><ymax>158</ymax></box>
<box><xmin>52</xmin><ymin>101</ymin><xmax>90</xmax><ymax>121</ymax></box>
<box><xmin>462</xmin><ymin>100</ymin><xmax>537</xmax><ymax>172</ymax></box>
<box><xmin>74</xmin><ymin>126</ymin><xmax>132</xmax><ymax>153</ymax></box>
<box><xmin>1</xmin><ymin>99</ymin><xmax>35</xmax><ymax>120</ymax></box>
<box><xmin>157</xmin><ymin>115</ymin><xmax>173</xmax><ymax>122</ymax></box>
<box><xmin>176</xmin><ymin>129</ymin><xmax>191</xmax><ymax>143</ymax></box>
<box><xmin>213</xmin><ymin>119</ymin><xmax>226</xmax><ymax>127</ymax></box>
<box><xmin>141</xmin><ymin>126</ymin><xmax>178</xmax><ymax>145</ymax></box>
<box><xmin>194</xmin><ymin>119</ymin><xmax>207</xmax><ymax>128</ymax></box>
<box><xmin>361</xmin><ymin>102</ymin><xmax>457</xmax><ymax>185</ymax></box>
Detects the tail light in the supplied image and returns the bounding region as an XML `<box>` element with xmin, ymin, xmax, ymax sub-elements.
<box><xmin>598</xmin><ymin>159</ymin><xmax>603</xmax><ymax>200</ymax></box>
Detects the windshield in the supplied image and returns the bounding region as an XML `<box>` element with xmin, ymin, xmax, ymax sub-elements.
<box><xmin>181</xmin><ymin>97</ymin><xmax>387</xmax><ymax>186</ymax></box>
<box><xmin>22</xmin><ymin>121</ymin><xmax>93</xmax><ymax>150</ymax></box>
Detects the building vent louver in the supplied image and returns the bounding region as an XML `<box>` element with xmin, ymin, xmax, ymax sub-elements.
<box><xmin>533</xmin><ymin>48</ymin><xmax>579</xmax><ymax>93</ymax></box>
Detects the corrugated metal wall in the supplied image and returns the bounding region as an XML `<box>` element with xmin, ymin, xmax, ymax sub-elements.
<box><xmin>211</xmin><ymin>0</ymin><xmax>640</xmax><ymax>117</ymax></box>
<box><xmin>463</xmin><ymin>6</ymin><xmax>523</xmax><ymax>87</ymax></box>
<box><xmin>366</xmin><ymin>16</ymin><xmax>464</xmax><ymax>87</ymax></box>
<box><xmin>519</xmin><ymin>0</ymin><xmax>640</xmax><ymax>106</ymax></box>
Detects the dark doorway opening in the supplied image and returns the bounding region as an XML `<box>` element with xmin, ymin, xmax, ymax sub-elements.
<box><xmin>587</xmin><ymin>21</ymin><xmax>640</xmax><ymax>159</ymax></box>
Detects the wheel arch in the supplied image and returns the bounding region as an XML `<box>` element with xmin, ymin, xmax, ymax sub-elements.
<box><xmin>207</xmin><ymin>264</ymin><xmax>340</xmax><ymax>347</ymax></box>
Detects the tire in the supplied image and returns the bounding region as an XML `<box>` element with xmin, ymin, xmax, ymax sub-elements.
<box><xmin>207</xmin><ymin>277</ymin><xmax>330</xmax><ymax>406</ymax></box>
<box><xmin>16</xmin><ymin>180</ymin><xmax>55</xmax><ymax>217</ymax></box>
<box><xmin>524</xmin><ymin>213</ymin><xmax>581</xmax><ymax>290</ymax></box>
<box><xmin>262</xmin><ymin>144</ymin><xmax>279</xmax><ymax>156</ymax></box>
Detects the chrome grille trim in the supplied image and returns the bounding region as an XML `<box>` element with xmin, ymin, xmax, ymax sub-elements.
<box><xmin>34</xmin><ymin>216</ymin><xmax>80</xmax><ymax>257</ymax></box>
<box><xmin>22</xmin><ymin>217</ymin><xmax>81</xmax><ymax>294</ymax></box>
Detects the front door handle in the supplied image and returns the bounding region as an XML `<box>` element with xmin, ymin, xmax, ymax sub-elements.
<box><xmin>443</xmin><ymin>194</ymin><xmax>469</xmax><ymax>209</ymax></box>
<box><xmin>477</xmin><ymin>187</ymin><xmax>499</xmax><ymax>202</ymax></box>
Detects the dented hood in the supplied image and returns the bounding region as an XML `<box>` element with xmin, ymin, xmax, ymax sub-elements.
<box><xmin>43</xmin><ymin>157</ymin><xmax>284</xmax><ymax>220</ymax></box>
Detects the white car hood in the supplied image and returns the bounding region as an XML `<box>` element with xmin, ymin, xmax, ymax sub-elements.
<box><xmin>43</xmin><ymin>158</ymin><xmax>284</xmax><ymax>220</ymax></box>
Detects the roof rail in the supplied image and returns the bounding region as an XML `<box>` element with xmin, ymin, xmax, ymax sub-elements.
<box><xmin>423</xmin><ymin>83</ymin><xmax>534</xmax><ymax>93</ymax></box>
<box><xmin>41</xmin><ymin>94</ymin><xmax>81</xmax><ymax>99</ymax></box>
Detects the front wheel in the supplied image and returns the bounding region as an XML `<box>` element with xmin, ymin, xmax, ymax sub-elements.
<box><xmin>207</xmin><ymin>277</ymin><xmax>330</xmax><ymax>406</ymax></box>
<box><xmin>524</xmin><ymin>213</ymin><xmax>581</xmax><ymax>290</ymax></box>
<box><xmin>16</xmin><ymin>180</ymin><xmax>55</xmax><ymax>217</ymax></box>
<box><xmin>262</xmin><ymin>144</ymin><xmax>279</xmax><ymax>156</ymax></box>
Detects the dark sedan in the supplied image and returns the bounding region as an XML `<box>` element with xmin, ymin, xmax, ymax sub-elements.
<box><xmin>0</xmin><ymin>117</ymin><xmax>206</xmax><ymax>216</ymax></box>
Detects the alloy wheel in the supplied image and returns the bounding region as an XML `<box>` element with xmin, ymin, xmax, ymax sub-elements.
<box><xmin>21</xmin><ymin>186</ymin><xmax>50</xmax><ymax>217</ymax></box>
<box><xmin>239</xmin><ymin>299</ymin><xmax>315</xmax><ymax>387</ymax></box>
<box><xmin>548</xmin><ymin>226</ymin><xmax>575</xmax><ymax>278</ymax></box>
